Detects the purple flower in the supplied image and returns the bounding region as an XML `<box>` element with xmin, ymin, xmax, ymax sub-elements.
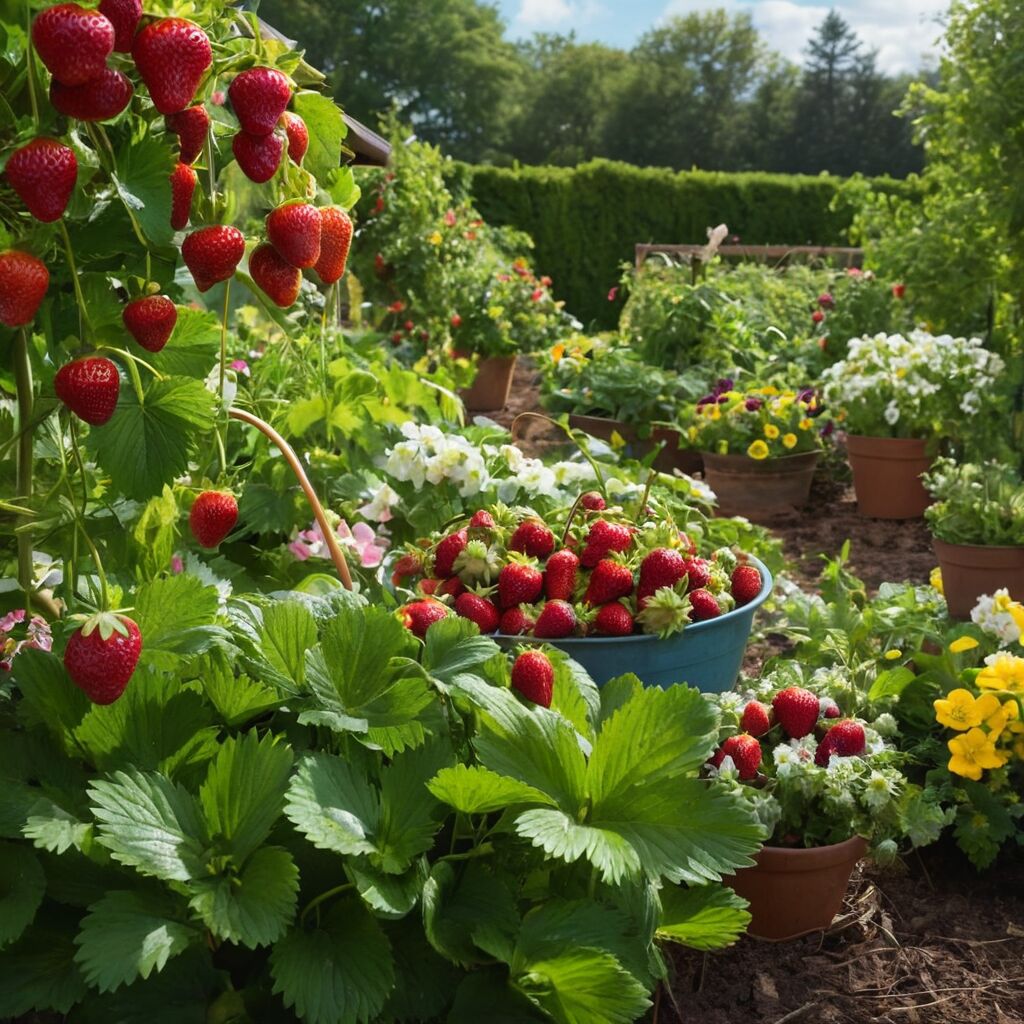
<box><xmin>715</xmin><ymin>378</ymin><xmax>734</xmax><ymax>394</ymax></box>
<box><xmin>745</xmin><ymin>397</ymin><xmax>763</xmax><ymax>411</ymax></box>
<box><xmin>821</xmin><ymin>420</ymin><xmax>835</xmax><ymax>438</ymax></box>
<box><xmin>817</xmin><ymin>293</ymin><xmax>835</xmax><ymax>310</ymax></box>
<box><xmin>697</xmin><ymin>394</ymin><xmax>716</xmax><ymax>407</ymax></box>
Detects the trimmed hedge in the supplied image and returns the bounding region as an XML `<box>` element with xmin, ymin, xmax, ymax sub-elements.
<box><xmin>453</xmin><ymin>159</ymin><xmax>923</xmax><ymax>328</ymax></box>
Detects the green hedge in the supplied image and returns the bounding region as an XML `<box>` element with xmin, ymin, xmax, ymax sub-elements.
<box><xmin>453</xmin><ymin>159</ymin><xmax>923</xmax><ymax>328</ymax></box>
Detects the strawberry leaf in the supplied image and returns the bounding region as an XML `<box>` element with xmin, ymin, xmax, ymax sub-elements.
<box><xmin>0</xmin><ymin>843</ymin><xmax>45</xmax><ymax>949</ymax></box>
<box><xmin>656</xmin><ymin>883</ymin><xmax>752</xmax><ymax>951</ymax></box>
<box><xmin>427</xmin><ymin>763</ymin><xmax>556</xmax><ymax>814</ymax></box>
<box><xmin>0</xmin><ymin>919</ymin><xmax>88</xmax><ymax>1017</ymax></box>
<box><xmin>448</xmin><ymin>970</ymin><xmax>547</xmax><ymax>1023</ymax></box>
<box><xmin>144</xmin><ymin>308</ymin><xmax>221</xmax><ymax>380</ymax></box>
<box><xmin>112</xmin><ymin>131</ymin><xmax>176</xmax><ymax>248</ymax></box>
<box><xmin>421</xmin><ymin>614</ymin><xmax>500</xmax><ymax>686</ymax></box>
<box><xmin>196</xmin><ymin>652</ymin><xmax>282</xmax><ymax>728</ymax></box>
<box><xmin>292</xmin><ymin>91</ymin><xmax>346</xmax><ymax>185</ymax></box>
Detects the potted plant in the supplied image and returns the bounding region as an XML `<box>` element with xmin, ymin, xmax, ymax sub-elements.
<box><xmin>924</xmin><ymin>459</ymin><xmax>1024</xmax><ymax>618</ymax></box>
<box><xmin>821</xmin><ymin>330</ymin><xmax>1005</xmax><ymax>519</ymax></box>
<box><xmin>706</xmin><ymin>671</ymin><xmax>935</xmax><ymax>940</ymax></box>
<box><xmin>685</xmin><ymin>381</ymin><xmax>830</xmax><ymax>520</ymax></box>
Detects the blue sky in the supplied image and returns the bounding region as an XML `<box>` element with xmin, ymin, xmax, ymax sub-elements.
<box><xmin>496</xmin><ymin>0</ymin><xmax>948</xmax><ymax>74</ymax></box>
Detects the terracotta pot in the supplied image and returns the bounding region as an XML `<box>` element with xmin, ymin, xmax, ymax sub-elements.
<box><xmin>728</xmin><ymin>835</ymin><xmax>868</xmax><ymax>941</ymax></box>
<box><xmin>845</xmin><ymin>435</ymin><xmax>932</xmax><ymax>520</ymax></box>
<box><xmin>933</xmin><ymin>537</ymin><xmax>1024</xmax><ymax>619</ymax></box>
<box><xmin>569</xmin><ymin>413</ymin><xmax>702</xmax><ymax>476</ymax></box>
<box><xmin>700</xmin><ymin>450</ymin><xmax>819</xmax><ymax>521</ymax></box>
<box><xmin>459</xmin><ymin>355</ymin><xmax>517</xmax><ymax>411</ymax></box>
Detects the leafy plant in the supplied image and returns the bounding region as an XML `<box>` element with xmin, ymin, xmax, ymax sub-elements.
<box><xmin>923</xmin><ymin>458</ymin><xmax>1024</xmax><ymax>547</ymax></box>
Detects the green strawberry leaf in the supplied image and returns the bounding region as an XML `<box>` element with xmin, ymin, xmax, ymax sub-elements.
<box><xmin>421</xmin><ymin>615</ymin><xmax>500</xmax><ymax>686</ymax></box>
<box><xmin>292</xmin><ymin>91</ymin><xmax>346</xmax><ymax>185</ymax></box>
<box><xmin>0</xmin><ymin>918</ymin><xmax>88</xmax><ymax>1017</ymax></box>
<box><xmin>145</xmin><ymin>307</ymin><xmax>221</xmax><ymax>380</ymax></box>
<box><xmin>113</xmin><ymin>131</ymin><xmax>176</xmax><ymax>248</ymax></box>
<box><xmin>428</xmin><ymin>763</ymin><xmax>556</xmax><ymax>814</ymax></box>
<box><xmin>197</xmin><ymin>651</ymin><xmax>282</xmax><ymax>727</ymax></box>
<box><xmin>0</xmin><ymin>843</ymin><xmax>45</xmax><ymax>949</ymax></box>
<box><xmin>9</xmin><ymin>648</ymin><xmax>90</xmax><ymax>743</ymax></box>
<box><xmin>656</xmin><ymin>883</ymin><xmax>751</xmax><ymax>951</ymax></box>
<box><xmin>22</xmin><ymin>797</ymin><xmax>91</xmax><ymax>855</ymax></box>
<box><xmin>380</xmin><ymin>920</ymin><xmax>460</xmax><ymax>1020</ymax></box>
<box><xmin>448</xmin><ymin>969</ymin><xmax>548</xmax><ymax>1023</ymax></box>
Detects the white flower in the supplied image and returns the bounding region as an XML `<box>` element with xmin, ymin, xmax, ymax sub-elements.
<box><xmin>862</xmin><ymin>770</ymin><xmax>898</xmax><ymax>812</ymax></box>
<box><xmin>718</xmin><ymin>692</ymin><xmax>745</xmax><ymax>715</ymax></box>
<box><xmin>714</xmin><ymin>755</ymin><xmax>738</xmax><ymax>780</ymax></box>
<box><xmin>971</xmin><ymin>590</ymin><xmax>1022</xmax><ymax>646</ymax></box>
<box><xmin>883</xmin><ymin>400</ymin><xmax>900</xmax><ymax>425</ymax></box>
<box><xmin>358</xmin><ymin>482</ymin><xmax>400</xmax><ymax>523</ymax></box>
<box><xmin>204</xmin><ymin>365</ymin><xmax>237</xmax><ymax>409</ymax></box>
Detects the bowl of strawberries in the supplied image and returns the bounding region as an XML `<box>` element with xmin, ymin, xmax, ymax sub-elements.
<box><xmin>394</xmin><ymin>492</ymin><xmax>772</xmax><ymax>691</ymax></box>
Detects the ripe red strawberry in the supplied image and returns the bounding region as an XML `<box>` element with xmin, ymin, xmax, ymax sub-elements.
<box><xmin>731</xmin><ymin>564</ymin><xmax>762</xmax><ymax>606</ymax></box>
<box><xmin>433</xmin><ymin>528</ymin><xmax>468</xmax><ymax>579</ymax></box>
<box><xmin>533</xmin><ymin>600</ymin><xmax>576</xmax><ymax>639</ymax></box>
<box><xmin>584</xmin><ymin>559</ymin><xmax>633</xmax><ymax>605</ymax></box>
<box><xmin>543</xmin><ymin>548</ymin><xmax>579</xmax><ymax>601</ymax></box>
<box><xmin>249</xmin><ymin>243</ymin><xmax>301</xmax><ymax>308</ymax></box>
<box><xmin>181</xmin><ymin>225</ymin><xmax>245</xmax><ymax>293</ymax></box>
<box><xmin>313</xmin><ymin>206</ymin><xmax>353</xmax><ymax>285</ymax></box>
<box><xmin>739</xmin><ymin>700</ymin><xmax>772</xmax><ymax>737</ymax></box>
<box><xmin>469</xmin><ymin>509</ymin><xmax>496</xmax><ymax>529</ymax></box>
<box><xmin>892</xmin><ymin>283</ymin><xmax>906</xmax><ymax>299</ymax></box>
<box><xmin>711</xmin><ymin>734</ymin><xmax>762</xmax><ymax>780</ymax></box>
<box><xmin>511</xmin><ymin>649</ymin><xmax>553</xmax><ymax>707</ymax></box>
<box><xmin>580</xmin><ymin>519</ymin><xmax>632</xmax><ymax>568</ymax></box>
<box><xmin>391</xmin><ymin>552</ymin><xmax>424</xmax><ymax>588</ymax></box>
<box><xmin>454</xmin><ymin>592</ymin><xmax>499</xmax><ymax>634</ymax></box>
<box><xmin>638</xmin><ymin>548</ymin><xmax>686</xmax><ymax>603</ymax></box>
<box><xmin>399</xmin><ymin>598</ymin><xmax>450</xmax><ymax>639</ymax></box>
<box><xmin>50</xmin><ymin>67</ymin><xmax>133</xmax><ymax>121</ymax></box>
<box><xmin>98</xmin><ymin>0</ymin><xmax>141</xmax><ymax>51</ymax></box>
<box><xmin>266</xmin><ymin>202</ymin><xmax>321</xmax><ymax>269</ymax></box>
<box><xmin>0</xmin><ymin>251</ymin><xmax>49</xmax><ymax>327</ymax></box>
<box><xmin>418</xmin><ymin>578</ymin><xmax>439</xmax><ymax>596</ymax></box>
<box><xmin>499</xmin><ymin>606</ymin><xmax>536</xmax><ymax>635</ymax></box>
<box><xmin>822</xmin><ymin>719</ymin><xmax>866</xmax><ymax>758</ymax></box>
<box><xmin>280</xmin><ymin>111</ymin><xmax>308</xmax><ymax>163</ymax></box>
<box><xmin>55</xmin><ymin>356</ymin><xmax>119</xmax><ymax>425</ymax></box>
<box><xmin>166</xmin><ymin>105</ymin><xmax>210</xmax><ymax>164</ymax></box>
<box><xmin>509</xmin><ymin>520</ymin><xmax>555</xmax><ymax>559</ymax></box>
<box><xmin>771</xmin><ymin>686</ymin><xmax>820</xmax><ymax>740</ymax></box>
<box><xmin>437</xmin><ymin>576</ymin><xmax>465</xmax><ymax>599</ymax></box>
<box><xmin>822</xmin><ymin>699</ymin><xmax>842</xmax><ymax>719</ymax></box>
<box><xmin>232</xmin><ymin>130</ymin><xmax>283</xmax><ymax>183</ymax></box>
<box><xmin>688</xmin><ymin>589</ymin><xmax>721</xmax><ymax>622</ymax></box>
<box><xmin>189</xmin><ymin>490</ymin><xmax>238</xmax><ymax>548</ymax></box>
<box><xmin>682</xmin><ymin>557</ymin><xmax>711</xmax><ymax>591</ymax></box>
<box><xmin>170</xmin><ymin>161</ymin><xmax>197</xmax><ymax>231</ymax></box>
<box><xmin>64</xmin><ymin>612</ymin><xmax>141</xmax><ymax>704</ymax></box>
<box><xmin>593</xmin><ymin>601</ymin><xmax>634</xmax><ymax>636</ymax></box>
<box><xmin>5</xmin><ymin>138</ymin><xmax>77</xmax><ymax>222</ymax></box>
<box><xmin>132</xmin><ymin>18</ymin><xmax>211</xmax><ymax>115</ymax></box>
<box><xmin>580</xmin><ymin>491</ymin><xmax>606</xmax><ymax>511</ymax></box>
<box><xmin>32</xmin><ymin>3</ymin><xmax>114</xmax><ymax>86</ymax></box>
<box><xmin>228</xmin><ymin>67</ymin><xmax>291</xmax><ymax>135</ymax></box>
<box><xmin>498</xmin><ymin>559</ymin><xmax>543</xmax><ymax>608</ymax></box>
<box><xmin>122</xmin><ymin>295</ymin><xmax>177</xmax><ymax>352</ymax></box>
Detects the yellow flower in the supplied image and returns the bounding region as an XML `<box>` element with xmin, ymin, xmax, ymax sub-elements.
<box><xmin>428</xmin><ymin>231</ymin><xmax>443</xmax><ymax>246</ymax></box>
<box><xmin>934</xmin><ymin>688</ymin><xmax>1001</xmax><ymax>731</ymax></box>
<box><xmin>799</xmin><ymin>418</ymin><xmax>812</xmax><ymax>431</ymax></box>
<box><xmin>782</xmin><ymin>433</ymin><xmax>797</xmax><ymax>449</ymax></box>
<box><xmin>487</xmin><ymin>305</ymin><xmax>504</xmax><ymax>319</ymax></box>
<box><xmin>1010</xmin><ymin>604</ymin><xmax>1024</xmax><ymax>634</ymax></box>
<box><xmin>776</xmin><ymin>395</ymin><xmax>795</xmax><ymax>410</ymax></box>
<box><xmin>687</xmin><ymin>425</ymin><xmax>699</xmax><ymax>442</ymax></box>
<box><xmin>710</xmin><ymin>405</ymin><xmax>722</xmax><ymax>421</ymax></box>
<box><xmin>985</xmin><ymin>698</ymin><xmax>1018</xmax><ymax>740</ymax></box>
<box><xmin>550</xmin><ymin>343</ymin><xmax>565</xmax><ymax>364</ymax></box>
<box><xmin>930</xmin><ymin>566</ymin><xmax>944</xmax><ymax>595</ymax></box>
<box><xmin>759</xmin><ymin>386</ymin><xmax>779</xmax><ymax>396</ymax></box>
<box><xmin>764</xmin><ymin>423</ymin><xmax>780</xmax><ymax>440</ymax></box>
<box><xmin>977</xmin><ymin>654</ymin><xmax>1024</xmax><ymax>693</ymax></box>
<box><xmin>747</xmin><ymin>440</ymin><xmax>770</xmax><ymax>460</ymax></box>
<box><xmin>947</xmin><ymin>727</ymin><xmax>1009</xmax><ymax>780</ymax></box>
<box><xmin>884</xmin><ymin>649</ymin><xmax>902</xmax><ymax>661</ymax></box>
<box><xmin>949</xmin><ymin>636</ymin><xmax>979</xmax><ymax>654</ymax></box>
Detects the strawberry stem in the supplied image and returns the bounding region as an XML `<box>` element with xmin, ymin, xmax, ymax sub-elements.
<box><xmin>203</xmin><ymin>123</ymin><xmax>217</xmax><ymax>221</ymax></box>
<box><xmin>219</xmin><ymin>277</ymin><xmax>231</xmax><ymax>401</ymax></box>
<box><xmin>319</xmin><ymin>282</ymin><xmax>333</xmax><ymax>445</ymax></box>
<box><xmin>14</xmin><ymin>329</ymin><xmax>34</xmax><ymax>615</ymax></box>
<box><xmin>24</xmin><ymin>4</ymin><xmax>40</xmax><ymax>126</ymax></box>
<box><xmin>510</xmin><ymin>411</ymin><xmax>607</xmax><ymax>494</ymax></box>
<box><xmin>57</xmin><ymin>220</ymin><xmax>92</xmax><ymax>340</ymax></box>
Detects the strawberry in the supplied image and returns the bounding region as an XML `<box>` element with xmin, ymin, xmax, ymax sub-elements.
<box><xmin>510</xmin><ymin>649</ymin><xmax>553</xmax><ymax>707</ymax></box>
<box><xmin>731</xmin><ymin>564</ymin><xmax>762</xmax><ymax>606</ymax></box>
<box><xmin>189</xmin><ymin>490</ymin><xmax>238</xmax><ymax>548</ymax></box>
<box><xmin>580</xmin><ymin>518</ymin><xmax>632</xmax><ymax>568</ymax></box>
<box><xmin>399</xmin><ymin>598</ymin><xmax>450</xmax><ymax>639</ymax></box>
<box><xmin>433</xmin><ymin>528</ymin><xmax>468</xmax><ymax>579</ymax></box>
<box><xmin>637</xmin><ymin>548</ymin><xmax>687</xmax><ymax>604</ymax></box>
<box><xmin>814</xmin><ymin>732</ymin><xmax>838</xmax><ymax>766</ymax></box>
<box><xmin>635</xmin><ymin>587</ymin><xmax>690</xmax><ymax>639</ymax></box>
<box><xmin>499</xmin><ymin>605</ymin><xmax>536</xmax><ymax>635</ymax></box>
<box><xmin>711</xmin><ymin>734</ymin><xmax>762</xmax><ymax>779</ymax></box>
<box><xmin>313</xmin><ymin>206</ymin><xmax>353</xmax><ymax>285</ymax></box>
<box><xmin>509</xmin><ymin>520</ymin><xmax>555</xmax><ymax>559</ymax></box>
<box><xmin>821</xmin><ymin>698</ymin><xmax>842</xmax><ymax>719</ymax></box>
<box><xmin>170</xmin><ymin>161</ymin><xmax>197</xmax><ymax>231</ymax></box>
<box><xmin>228</xmin><ymin>67</ymin><xmax>291</xmax><ymax>135</ymax></box>
<box><xmin>418</xmin><ymin>578</ymin><xmax>440</xmax><ymax>596</ymax></box>
<box><xmin>232</xmin><ymin>130</ymin><xmax>283</xmax><ymax>183</ymax></box>
<box><xmin>688</xmin><ymin>589</ymin><xmax>721</xmax><ymax>621</ymax></box>
<box><xmin>0</xmin><ymin>251</ymin><xmax>49</xmax><ymax>327</ymax></box>
<box><xmin>498</xmin><ymin>558</ymin><xmax>543</xmax><ymax>608</ymax></box>
<box><xmin>454</xmin><ymin>592</ymin><xmax>499</xmax><ymax>634</ymax></box>
<box><xmin>54</xmin><ymin>356</ymin><xmax>120</xmax><ymax>425</ymax></box>
<box><xmin>181</xmin><ymin>225</ymin><xmax>245</xmax><ymax>293</ymax></box>
<box><xmin>543</xmin><ymin>548</ymin><xmax>579</xmax><ymax>601</ymax></box>
<box><xmin>63</xmin><ymin>612</ymin><xmax>141</xmax><ymax>704</ymax></box>
<box><xmin>822</xmin><ymin>719</ymin><xmax>866</xmax><ymax>758</ymax></box>
<box><xmin>249</xmin><ymin>243</ymin><xmax>301</xmax><ymax>308</ymax></box>
<box><xmin>771</xmin><ymin>686</ymin><xmax>820</xmax><ymax>739</ymax></box>
<box><xmin>32</xmin><ymin>3</ymin><xmax>114</xmax><ymax>86</ymax></box>
<box><xmin>533</xmin><ymin>600</ymin><xmax>576</xmax><ymax>639</ymax></box>
<box><xmin>469</xmin><ymin>509</ymin><xmax>496</xmax><ymax>529</ymax></box>
<box><xmin>437</xmin><ymin>576</ymin><xmax>465</xmax><ymax>599</ymax></box>
<box><xmin>593</xmin><ymin>601</ymin><xmax>634</xmax><ymax>636</ymax></box>
<box><xmin>98</xmin><ymin>0</ymin><xmax>141</xmax><ymax>51</ymax></box>
<box><xmin>584</xmin><ymin>559</ymin><xmax>633</xmax><ymax>605</ymax></box>
<box><xmin>49</xmin><ymin>67</ymin><xmax>133</xmax><ymax>121</ymax></box>
<box><xmin>280</xmin><ymin>111</ymin><xmax>308</xmax><ymax>163</ymax></box>
<box><xmin>122</xmin><ymin>295</ymin><xmax>176</xmax><ymax>352</ymax></box>
<box><xmin>580</xmin><ymin>491</ymin><xmax>606</xmax><ymax>511</ymax></box>
<box><xmin>452</xmin><ymin>539</ymin><xmax>502</xmax><ymax>586</ymax></box>
<box><xmin>132</xmin><ymin>18</ymin><xmax>211</xmax><ymax>115</ymax></box>
<box><xmin>682</xmin><ymin>557</ymin><xmax>711</xmax><ymax>591</ymax></box>
<box><xmin>5</xmin><ymin>138</ymin><xmax>77</xmax><ymax>223</ymax></box>
<box><xmin>166</xmin><ymin>105</ymin><xmax>210</xmax><ymax>165</ymax></box>
<box><xmin>390</xmin><ymin>552</ymin><xmax>424</xmax><ymax>588</ymax></box>
<box><xmin>892</xmin><ymin>283</ymin><xmax>906</xmax><ymax>299</ymax></box>
<box><xmin>739</xmin><ymin>700</ymin><xmax>772</xmax><ymax>737</ymax></box>
<box><xmin>266</xmin><ymin>202</ymin><xmax>321</xmax><ymax>269</ymax></box>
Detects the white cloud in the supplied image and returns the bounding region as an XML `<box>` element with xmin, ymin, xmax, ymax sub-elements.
<box><xmin>512</xmin><ymin>0</ymin><xmax>606</xmax><ymax>33</ymax></box>
<box><xmin>660</xmin><ymin>0</ymin><xmax>947</xmax><ymax>74</ymax></box>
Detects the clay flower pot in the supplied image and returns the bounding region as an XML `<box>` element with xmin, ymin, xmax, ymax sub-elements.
<box><xmin>459</xmin><ymin>355</ymin><xmax>517</xmax><ymax>411</ymax></box>
<box><xmin>701</xmin><ymin>450</ymin><xmax>819</xmax><ymax>521</ymax></box>
<box><xmin>728</xmin><ymin>835</ymin><xmax>868</xmax><ymax>941</ymax></box>
<box><xmin>845</xmin><ymin>435</ymin><xmax>932</xmax><ymax>519</ymax></box>
<box><xmin>569</xmin><ymin>413</ymin><xmax>702</xmax><ymax>476</ymax></box>
<box><xmin>933</xmin><ymin>537</ymin><xmax>1024</xmax><ymax>619</ymax></box>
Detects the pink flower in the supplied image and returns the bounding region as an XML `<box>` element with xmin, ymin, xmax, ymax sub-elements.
<box><xmin>846</xmin><ymin>267</ymin><xmax>863</xmax><ymax>278</ymax></box>
<box><xmin>289</xmin><ymin>527</ymin><xmax>323</xmax><ymax>562</ymax></box>
<box><xmin>230</xmin><ymin>359</ymin><xmax>250</xmax><ymax>377</ymax></box>
<box><xmin>170</xmin><ymin>554</ymin><xmax>184</xmax><ymax>574</ymax></box>
<box><xmin>211</xmin><ymin>90</ymin><xmax>226</xmax><ymax>106</ymax></box>
<box><xmin>338</xmin><ymin>521</ymin><xmax>388</xmax><ymax>568</ymax></box>
<box><xmin>0</xmin><ymin>609</ymin><xmax>26</xmax><ymax>634</ymax></box>
<box><xmin>607</xmin><ymin>286</ymin><xmax>618</xmax><ymax>302</ymax></box>
<box><xmin>444</xmin><ymin>209</ymin><xmax>456</xmax><ymax>226</ymax></box>
<box><xmin>530</xmin><ymin>289</ymin><xmax>544</xmax><ymax>302</ymax></box>
<box><xmin>1</xmin><ymin>612</ymin><xmax>52</xmax><ymax>671</ymax></box>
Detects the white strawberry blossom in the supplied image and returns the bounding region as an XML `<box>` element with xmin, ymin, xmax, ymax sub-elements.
<box><xmin>971</xmin><ymin>589</ymin><xmax>1023</xmax><ymax>646</ymax></box>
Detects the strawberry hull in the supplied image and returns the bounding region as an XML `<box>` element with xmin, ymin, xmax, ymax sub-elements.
<box><xmin>494</xmin><ymin>555</ymin><xmax>772</xmax><ymax>691</ymax></box>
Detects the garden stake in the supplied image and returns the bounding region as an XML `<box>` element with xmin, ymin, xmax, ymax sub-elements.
<box><xmin>14</xmin><ymin>328</ymin><xmax>34</xmax><ymax>614</ymax></box>
<box><xmin>227</xmin><ymin>407</ymin><xmax>353</xmax><ymax>589</ymax></box>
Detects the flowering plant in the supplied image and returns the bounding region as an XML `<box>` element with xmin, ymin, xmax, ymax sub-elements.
<box><xmin>971</xmin><ymin>589</ymin><xmax>1024</xmax><ymax>648</ymax></box>
<box><xmin>685</xmin><ymin>381</ymin><xmax>830</xmax><ymax>460</ymax></box>
<box><xmin>923</xmin><ymin>458</ymin><xmax>1024</xmax><ymax>546</ymax></box>
<box><xmin>820</xmin><ymin>330</ymin><xmax>1005</xmax><ymax>440</ymax></box>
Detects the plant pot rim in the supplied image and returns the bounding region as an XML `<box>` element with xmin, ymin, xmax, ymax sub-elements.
<box><xmin>700</xmin><ymin>449</ymin><xmax>821</xmax><ymax>465</ymax></box>
<box><xmin>932</xmin><ymin>536</ymin><xmax>1024</xmax><ymax>555</ymax></box>
<box><xmin>845</xmin><ymin>433</ymin><xmax>929</xmax><ymax>447</ymax></box>
<box><xmin>568</xmin><ymin>413</ymin><xmax>681</xmax><ymax>437</ymax></box>
<box><xmin>752</xmin><ymin>834</ymin><xmax>868</xmax><ymax>871</ymax></box>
